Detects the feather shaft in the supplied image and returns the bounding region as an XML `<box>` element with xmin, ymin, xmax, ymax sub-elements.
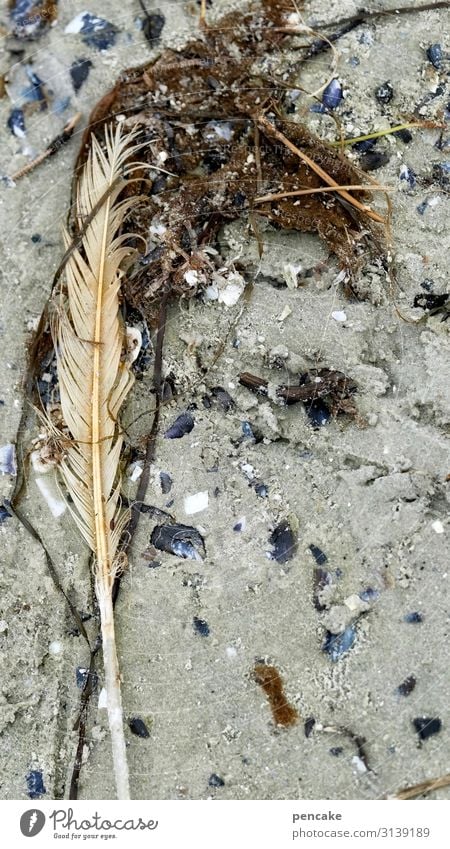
<box><xmin>51</xmin><ymin>124</ymin><xmax>140</xmax><ymax>799</ymax></box>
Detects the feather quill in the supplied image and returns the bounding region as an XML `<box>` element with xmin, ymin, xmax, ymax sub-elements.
<box><xmin>51</xmin><ymin>124</ymin><xmax>140</xmax><ymax>799</ymax></box>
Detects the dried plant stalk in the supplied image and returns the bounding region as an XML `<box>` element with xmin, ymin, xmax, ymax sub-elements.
<box><xmin>51</xmin><ymin>125</ymin><xmax>140</xmax><ymax>799</ymax></box>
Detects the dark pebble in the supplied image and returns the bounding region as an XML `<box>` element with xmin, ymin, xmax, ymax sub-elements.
<box><xmin>353</xmin><ymin>138</ymin><xmax>377</xmax><ymax>153</ymax></box>
<box><xmin>129</xmin><ymin>717</ymin><xmax>150</xmax><ymax>738</ymax></box>
<box><xmin>427</xmin><ymin>43</ymin><xmax>443</xmax><ymax>70</ymax></box>
<box><xmin>254</xmin><ymin>482</ymin><xmax>268</xmax><ymax>498</ymax></box>
<box><xmin>322</xmin><ymin>78</ymin><xmax>343</xmax><ymax>110</ymax></box>
<box><xmin>329</xmin><ymin>746</ymin><xmax>343</xmax><ymax>756</ymax></box>
<box><xmin>164</xmin><ymin>412</ymin><xmax>194</xmax><ymax>439</ymax></box>
<box><xmin>31</xmin><ymin>233</ymin><xmax>42</xmax><ymax>243</ymax></box>
<box><xmin>0</xmin><ymin>505</ymin><xmax>11</xmax><ymax>524</ymax></box>
<box><xmin>76</xmin><ymin>667</ymin><xmax>98</xmax><ymax>690</ymax></box>
<box><xmin>233</xmin><ymin>520</ymin><xmax>244</xmax><ymax>532</ymax></box>
<box><xmin>397</xmin><ymin>675</ymin><xmax>416</xmax><ymax>697</ymax></box>
<box><xmin>416</xmin><ymin>199</ymin><xmax>428</xmax><ymax>215</ymax></box>
<box><xmin>269</xmin><ymin>519</ymin><xmax>297</xmax><ymax>564</ymax></box>
<box><xmin>151</xmin><ymin>523</ymin><xmax>206</xmax><ymax>561</ymax></box>
<box><xmin>70</xmin><ymin>58</ymin><xmax>93</xmax><ymax>92</ymax></box>
<box><xmin>159</xmin><ymin>471</ymin><xmax>173</xmax><ymax>494</ymax></box>
<box><xmin>211</xmin><ymin>386</ymin><xmax>235</xmax><ymax>411</ymax></box>
<box><xmin>404</xmin><ymin>611</ymin><xmax>423</xmax><ymax>623</ymax></box>
<box><xmin>26</xmin><ymin>770</ymin><xmax>46</xmax><ymax>799</ymax></box>
<box><xmin>322</xmin><ymin>625</ymin><xmax>356</xmax><ymax>662</ymax></box>
<box><xmin>306</xmin><ymin>399</ymin><xmax>331</xmax><ymax>428</ymax></box>
<box><xmin>7</xmin><ymin>108</ymin><xmax>26</xmax><ymax>137</ymax></box>
<box><xmin>142</xmin><ymin>12</ymin><xmax>165</xmax><ymax>44</ymax></box>
<box><xmin>394</xmin><ymin>128</ymin><xmax>413</xmax><ymax>144</ymax></box>
<box><xmin>359</xmin><ymin>587</ymin><xmax>379</xmax><ymax>602</ymax></box>
<box><xmin>304</xmin><ymin>716</ymin><xmax>316</xmax><ymax>738</ymax></box>
<box><xmin>193</xmin><ymin>616</ymin><xmax>210</xmax><ymax>637</ymax></box>
<box><xmin>413</xmin><ymin>716</ymin><xmax>442</xmax><ymax>741</ymax></box>
<box><xmin>208</xmin><ymin>773</ymin><xmax>225</xmax><ymax>787</ymax></box>
<box><xmin>309</xmin><ymin>544</ymin><xmax>328</xmax><ymax>566</ymax></box>
<box><xmin>414</xmin><ymin>292</ymin><xmax>448</xmax><ymax>311</ymax></box>
<box><xmin>375</xmin><ymin>81</ymin><xmax>394</xmax><ymax>104</ymax></box>
<box><xmin>75</xmin><ymin>13</ymin><xmax>118</xmax><ymax>51</ymax></box>
<box><xmin>360</xmin><ymin>151</ymin><xmax>390</xmax><ymax>172</ymax></box>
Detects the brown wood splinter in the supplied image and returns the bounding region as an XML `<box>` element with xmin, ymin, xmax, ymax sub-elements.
<box><xmin>254</xmin><ymin>663</ymin><xmax>299</xmax><ymax>727</ymax></box>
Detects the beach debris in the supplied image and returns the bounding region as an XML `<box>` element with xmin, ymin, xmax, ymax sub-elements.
<box><xmin>413</xmin><ymin>291</ymin><xmax>449</xmax><ymax>320</ymax></box>
<box><xmin>128</xmin><ymin>717</ymin><xmax>150</xmax><ymax>738</ymax></box>
<box><xmin>322</xmin><ymin>625</ymin><xmax>357</xmax><ymax>662</ymax></box>
<box><xmin>8</xmin><ymin>112</ymin><xmax>81</xmax><ymax>183</ymax></box>
<box><xmin>210</xmin><ymin>386</ymin><xmax>235</xmax><ymax>411</ymax></box>
<box><xmin>426</xmin><ymin>43</ymin><xmax>443</xmax><ymax>70</ymax></box>
<box><xmin>400</xmin><ymin>164</ymin><xmax>417</xmax><ymax>189</ymax></box>
<box><xmin>253</xmin><ymin>663</ymin><xmax>299</xmax><ymax>727</ymax></box>
<box><xmin>304</xmin><ymin>716</ymin><xmax>316</xmax><ymax>738</ymax></box>
<box><xmin>26</xmin><ymin>770</ymin><xmax>46</xmax><ymax>799</ymax></box>
<box><xmin>193</xmin><ymin>616</ymin><xmax>210</xmax><ymax>636</ymax></box>
<box><xmin>375</xmin><ymin>81</ymin><xmax>394</xmax><ymax>104</ymax></box>
<box><xmin>65</xmin><ymin>12</ymin><xmax>118</xmax><ymax>51</ymax></box>
<box><xmin>394</xmin><ymin>772</ymin><xmax>450</xmax><ymax>800</ymax></box>
<box><xmin>359</xmin><ymin>587</ymin><xmax>379</xmax><ymax>602</ymax></box>
<box><xmin>184</xmin><ymin>490</ymin><xmax>208</xmax><ymax>515</ymax></box>
<box><xmin>360</xmin><ymin>150</ymin><xmax>390</xmax><ymax>171</ymax></box>
<box><xmin>0</xmin><ymin>504</ymin><xmax>12</xmax><ymax>524</ymax></box>
<box><xmin>404</xmin><ymin>611</ymin><xmax>423</xmax><ymax>623</ymax></box>
<box><xmin>0</xmin><ymin>443</ymin><xmax>17</xmax><ymax>476</ymax></box>
<box><xmin>150</xmin><ymin>523</ymin><xmax>205</xmax><ymax>560</ymax></box>
<box><xmin>413</xmin><ymin>717</ymin><xmax>442</xmax><ymax>742</ymax></box>
<box><xmin>268</xmin><ymin>519</ymin><xmax>297</xmax><ymax>564</ymax></box>
<box><xmin>331</xmin><ymin>310</ymin><xmax>347</xmax><ymax>322</ymax></box>
<box><xmin>76</xmin><ymin>666</ymin><xmax>98</xmax><ymax>690</ymax></box>
<box><xmin>306</xmin><ymin>400</ymin><xmax>331</xmax><ymax>428</ymax></box>
<box><xmin>164</xmin><ymin>412</ymin><xmax>194</xmax><ymax>439</ymax></box>
<box><xmin>208</xmin><ymin>773</ymin><xmax>225</xmax><ymax>787</ymax></box>
<box><xmin>322</xmin><ymin>78</ymin><xmax>343</xmax><ymax>110</ymax></box>
<box><xmin>138</xmin><ymin>2</ymin><xmax>165</xmax><ymax>45</ymax></box>
<box><xmin>7</xmin><ymin>107</ymin><xmax>27</xmax><ymax>142</ymax></box>
<box><xmin>70</xmin><ymin>58</ymin><xmax>93</xmax><ymax>92</ymax></box>
<box><xmin>239</xmin><ymin>368</ymin><xmax>361</xmax><ymax>425</ymax></box>
<box><xmin>309</xmin><ymin>544</ymin><xmax>328</xmax><ymax>566</ymax></box>
<box><xmin>313</xmin><ymin>567</ymin><xmax>332</xmax><ymax>612</ymax></box>
<box><xmin>35</xmin><ymin>475</ymin><xmax>66</xmax><ymax>518</ymax></box>
<box><xmin>159</xmin><ymin>472</ymin><xmax>172</xmax><ymax>494</ymax></box>
<box><xmin>397</xmin><ymin>675</ymin><xmax>417</xmax><ymax>697</ymax></box>
<box><xmin>9</xmin><ymin>0</ymin><xmax>58</xmax><ymax>39</ymax></box>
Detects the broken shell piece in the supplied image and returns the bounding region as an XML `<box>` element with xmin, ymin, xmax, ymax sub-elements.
<box><xmin>283</xmin><ymin>263</ymin><xmax>302</xmax><ymax>289</ymax></box>
<box><xmin>35</xmin><ymin>476</ymin><xmax>66</xmax><ymax>518</ymax></box>
<box><xmin>331</xmin><ymin>310</ymin><xmax>347</xmax><ymax>322</ymax></box>
<box><xmin>277</xmin><ymin>304</ymin><xmax>292</xmax><ymax>322</ymax></box>
<box><xmin>0</xmin><ymin>443</ymin><xmax>17</xmax><ymax>476</ymax></box>
<box><xmin>151</xmin><ymin>523</ymin><xmax>206</xmax><ymax>560</ymax></box>
<box><xmin>184</xmin><ymin>490</ymin><xmax>209</xmax><ymax>515</ymax></box>
<box><xmin>125</xmin><ymin>327</ymin><xmax>142</xmax><ymax>365</ymax></box>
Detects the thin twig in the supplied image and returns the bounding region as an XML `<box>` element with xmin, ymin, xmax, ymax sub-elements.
<box><xmin>255</xmin><ymin>184</ymin><xmax>391</xmax><ymax>204</ymax></box>
<box><xmin>257</xmin><ymin>115</ymin><xmax>385</xmax><ymax>223</ymax></box>
<box><xmin>10</xmin><ymin>113</ymin><xmax>82</xmax><ymax>182</ymax></box>
<box><xmin>394</xmin><ymin>773</ymin><xmax>450</xmax><ymax>800</ymax></box>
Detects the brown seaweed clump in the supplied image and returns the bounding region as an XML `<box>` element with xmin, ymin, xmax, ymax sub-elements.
<box><xmin>73</xmin><ymin>0</ymin><xmax>386</xmax><ymax>325</ymax></box>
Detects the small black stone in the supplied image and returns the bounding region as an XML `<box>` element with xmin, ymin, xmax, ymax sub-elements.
<box><xmin>404</xmin><ymin>611</ymin><xmax>423</xmax><ymax>623</ymax></box>
<box><xmin>269</xmin><ymin>520</ymin><xmax>297</xmax><ymax>564</ymax></box>
<box><xmin>26</xmin><ymin>770</ymin><xmax>46</xmax><ymax>799</ymax></box>
<box><xmin>208</xmin><ymin>773</ymin><xmax>225</xmax><ymax>787</ymax></box>
<box><xmin>413</xmin><ymin>716</ymin><xmax>442</xmax><ymax>741</ymax></box>
<box><xmin>393</xmin><ymin>128</ymin><xmax>413</xmax><ymax>144</ymax></box>
<box><xmin>193</xmin><ymin>616</ymin><xmax>210</xmax><ymax>637</ymax></box>
<box><xmin>427</xmin><ymin>43</ymin><xmax>443</xmax><ymax>70</ymax></box>
<box><xmin>129</xmin><ymin>717</ymin><xmax>150</xmax><ymax>738</ymax></box>
<box><xmin>159</xmin><ymin>471</ymin><xmax>172</xmax><ymax>494</ymax></box>
<box><xmin>375</xmin><ymin>81</ymin><xmax>394</xmax><ymax>104</ymax></box>
<box><xmin>70</xmin><ymin>58</ymin><xmax>93</xmax><ymax>93</ymax></box>
<box><xmin>329</xmin><ymin>747</ymin><xmax>343</xmax><ymax>756</ymax></box>
<box><xmin>142</xmin><ymin>12</ymin><xmax>165</xmax><ymax>44</ymax></box>
<box><xmin>360</xmin><ymin>150</ymin><xmax>390</xmax><ymax>172</ymax></box>
<box><xmin>31</xmin><ymin>233</ymin><xmax>42</xmax><ymax>243</ymax></box>
<box><xmin>309</xmin><ymin>544</ymin><xmax>328</xmax><ymax>566</ymax></box>
<box><xmin>304</xmin><ymin>717</ymin><xmax>316</xmax><ymax>738</ymax></box>
<box><xmin>396</xmin><ymin>675</ymin><xmax>416</xmax><ymax>697</ymax></box>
